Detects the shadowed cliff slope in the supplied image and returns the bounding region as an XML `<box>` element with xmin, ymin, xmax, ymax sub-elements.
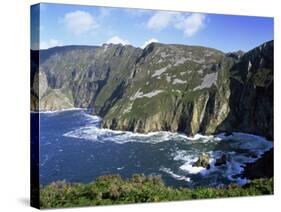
<box><xmin>31</xmin><ymin>41</ymin><xmax>273</xmax><ymax>138</ymax></box>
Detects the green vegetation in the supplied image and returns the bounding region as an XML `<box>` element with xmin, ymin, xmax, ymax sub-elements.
<box><xmin>40</xmin><ymin>174</ymin><xmax>273</xmax><ymax>208</ymax></box>
<box><xmin>33</xmin><ymin>41</ymin><xmax>273</xmax><ymax>138</ymax></box>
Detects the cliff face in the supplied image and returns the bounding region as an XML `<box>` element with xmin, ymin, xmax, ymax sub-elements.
<box><xmin>217</xmin><ymin>41</ymin><xmax>273</xmax><ymax>139</ymax></box>
<box><xmin>31</xmin><ymin>41</ymin><xmax>273</xmax><ymax>138</ymax></box>
<box><xmin>102</xmin><ymin>43</ymin><xmax>230</xmax><ymax>135</ymax></box>
<box><xmin>31</xmin><ymin>44</ymin><xmax>143</xmax><ymax>113</ymax></box>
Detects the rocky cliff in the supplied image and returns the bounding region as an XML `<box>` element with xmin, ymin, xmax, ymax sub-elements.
<box><xmin>31</xmin><ymin>41</ymin><xmax>273</xmax><ymax>138</ymax></box>
<box><xmin>218</xmin><ymin>41</ymin><xmax>273</xmax><ymax>139</ymax></box>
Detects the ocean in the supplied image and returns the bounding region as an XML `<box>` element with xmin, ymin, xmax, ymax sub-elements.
<box><xmin>34</xmin><ymin>109</ymin><xmax>272</xmax><ymax>188</ymax></box>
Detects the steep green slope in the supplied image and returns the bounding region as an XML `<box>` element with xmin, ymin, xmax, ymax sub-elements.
<box><xmin>31</xmin><ymin>41</ymin><xmax>273</xmax><ymax>137</ymax></box>
<box><xmin>102</xmin><ymin>43</ymin><xmax>230</xmax><ymax>135</ymax></box>
<box><xmin>31</xmin><ymin>44</ymin><xmax>143</xmax><ymax>113</ymax></box>
<box><xmin>102</xmin><ymin>41</ymin><xmax>273</xmax><ymax>137</ymax></box>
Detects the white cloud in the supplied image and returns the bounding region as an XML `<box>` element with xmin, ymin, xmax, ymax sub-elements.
<box><xmin>175</xmin><ymin>13</ymin><xmax>206</xmax><ymax>37</ymax></box>
<box><xmin>141</xmin><ymin>38</ymin><xmax>159</xmax><ymax>48</ymax></box>
<box><xmin>105</xmin><ymin>36</ymin><xmax>130</xmax><ymax>45</ymax></box>
<box><xmin>63</xmin><ymin>10</ymin><xmax>98</xmax><ymax>35</ymax></box>
<box><xmin>40</xmin><ymin>39</ymin><xmax>63</xmax><ymax>49</ymax></box>
<box><xmin>147</xmin><ymin>11</ymin><xmax>179</xmax><ymax>31</ymax></box>
<box><xmin>147</xmin><ymin>11</ymin><xmax>206</xmax><ymax>37</ymax></box>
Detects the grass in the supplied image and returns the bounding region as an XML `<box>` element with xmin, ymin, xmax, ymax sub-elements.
<box><xmin>40</xmin><ymin>174</ymin><xmax>273</xmax><ymax>209</ymax></box>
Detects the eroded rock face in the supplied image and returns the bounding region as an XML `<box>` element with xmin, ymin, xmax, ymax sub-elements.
<box><xmin>215</xmin><ymin>154</ymin><xmax>227</xmax><ymax>166</ymax></box>
<box><xmin>102</xmin><ymin>43</ymin><xmax>231</xmax><ymax>136</ymax></box>
<box><xmin>193</xmin><ymin>153</ymin><xmax>210</xmax><ymax>169</ymax></box>
<box><xmin>242</xmin><ymin>149</ymin><xmax>273</xmax><ymax>179</ymax></box>
<box><xmin>217</xmin><ymin>41</ymin><xmax>274</xmax><ymax>139</ymax></box>
<box><xmin>39</xmin><ymin>89</ymin><xmax>74</xmax><ymax>111</ymax></box>
<box><xmin>31</xmin><ymin>41</ymin><xmax>273</xmax><ymax>138</ymax></box>
<box><xmin>32</xmin><ymin>70</ymin><xmax>48</xmax><ymax>99</ymax></box>
<box><xmin>31</xmin><ymin>44</ymin><xmax>143</xmax><ymax>112</ymax></box>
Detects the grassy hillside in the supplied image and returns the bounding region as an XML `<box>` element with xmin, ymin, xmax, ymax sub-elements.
<box><xmin>40</xmin><ymin>174</ymin><xmax>273</xmax><ymax>208</ymax></box>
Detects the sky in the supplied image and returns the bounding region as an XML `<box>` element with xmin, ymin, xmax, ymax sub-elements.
<box><xmin>31</xmin><ymin>3</ymin><xmax>274</xmax><ymax>52</ymax></box>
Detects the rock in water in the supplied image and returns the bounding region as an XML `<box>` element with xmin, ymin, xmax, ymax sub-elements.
<box><xmin>224</xmin><ymin>132</ymin><xmax>233</xmax><ymax>136</ymax></box>
<box><xmin>193</xmin><ymin>153</ymin><xmax>210</xmax><ymax>169</ymax></box>
<box><xmin>242</xmin><ymin>148</ymin><xmax>273</xmax><ymax>179</ymax></box>
<box><xmin>215</xmin><ymin>154</ymin><xmax>227</xmax><ymax>166</ymax></box>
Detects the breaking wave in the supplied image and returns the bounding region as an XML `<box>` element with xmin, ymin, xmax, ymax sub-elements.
<box><xmin>171</xmin><ymin>133</ymin><xmax>272</xmax><ymax>185</ymax></box>
<box><xmin>63</xmin><ymin>113</ymin><xmax>220</xmax><ymax>145</ymax></box>
<box><xmin>62</xmin><ymin>110</ymin><xmax>273</xmax><ymax>186</ymax></box>
<box><xmin>63</xmin><ymin>113</ymin><xmax>192</xmax><ymax>144</ymax></box>
<box><xmin>160</xmin><ymin>167</ymin><xmax>191</xmax><ymax>182</ymax></box>
<box><xmin>38</xmin><ymin>107</ymin><xmax>86</xmax><ymax>114</ymax></box>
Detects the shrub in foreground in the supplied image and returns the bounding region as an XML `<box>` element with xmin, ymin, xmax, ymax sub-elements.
<box><xmin>40</xmin><ymin>174</ymin><xmax>273</xmax><ymax>208</ymax></box>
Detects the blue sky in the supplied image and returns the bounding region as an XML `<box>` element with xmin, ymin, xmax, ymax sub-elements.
<box><xmin>32</xmin><ymin>3</ymin><xmax>273</xmax><ymax>52</ymax></box>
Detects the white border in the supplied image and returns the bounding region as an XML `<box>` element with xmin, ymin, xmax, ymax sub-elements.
<box><xmin>0</xmin><ymin>0</ymin><xmax>280</xmax><ymax>211</ymax></box>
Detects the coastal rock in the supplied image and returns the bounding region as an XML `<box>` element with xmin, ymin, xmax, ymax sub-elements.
<box><xmin>217</xmin><ymin>41</ymin><xmax>273</xmax><ymax>139</ymax></box>
<box><xmin>39</xmin><ymin>89</ymin><xmax>74</xmax><ymax>111</ymax></box>
<box><xmin>242</xmin><ymin>149</ymin><xmax>273</xmax><ymax>180</ymax></box>
<box><xmin>215</xmin><ymin>154</ymin><xmax>227</xmax><ymax>166</ymax></box>
<box><xmin>32</xmin><ymin>70</ymin><xmax>48</xmax><ymax>99</ymax></box>
<box><xmin>193</xmin><ymin>153</ymin><xmax>210</xmax><ymax>169</ymax></box>
<box><xmin>31</xmin><ymin>44</ymin><xmax>143</xmax><ymax>112</ymax></box>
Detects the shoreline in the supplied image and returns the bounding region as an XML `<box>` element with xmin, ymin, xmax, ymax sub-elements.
<box><xmin>30</xmin><ymin>107</ymin><xmax>87</xmax><ymax>114</ymax></box>
<box><xmin>36</xmin><ymin>108</ymin><xmax>273</xmax><ymax>187</ymax></box>
<box><xmin>33</xmin><ymin>108</ymin><xmax>274</xmax><ymax>142</ymax></box>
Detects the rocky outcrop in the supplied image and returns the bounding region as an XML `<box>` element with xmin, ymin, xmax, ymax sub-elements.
<box><xmin>39</xmin><ymin>89</ymin><xmax>74</xmax><ymax>111</ymax></box>
<box><xmin>242</xmin><ymin>149</ymin><xmax>273</xmax><ymax>179</ymax></box>
<box><xmin>193</xmin><ymin>153</ymin><xmax>210</xmax><ymax>169</ymax></box>
<box><xmin>215</xmin><ymin>154</ymin><xmax>227</xmax><ymax>166</ymax></box>
<box><xmin>217</xmin><ymin>41</ymin><xmax>273</xmax><ymax>139</ymax></box>
<box><xmin>31</xmin><ymin>44</ymin><xmax>142</xmax><ymax>112</ymax></box>
<box><xmin>31</xmin><ymin>41</ymin><xmax>273</xmax><ymax>138</ymax></box>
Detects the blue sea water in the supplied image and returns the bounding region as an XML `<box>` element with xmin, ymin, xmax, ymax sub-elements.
<box><xmin>35</xmin><ymin>109</ymin><xmax>272</xmax><ymax>188</ymax></box>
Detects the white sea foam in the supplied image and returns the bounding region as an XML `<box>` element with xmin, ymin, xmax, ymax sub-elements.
<box><xmin>39</xmin><ymin>107</ymin><xmax>86</xmax><ymax>114</ymax></box>
<box><xmin>82</xmin><ymin>113</ymin><xmax>102</xmax><ymax>123</ymax></box>
<box><xmin>171</xmin><ymin>133</ymin><xmax>272</xmax><ymax>185</ymax></box>
<box><xmin>175</xmin><ymin>151</ymin><xmax>217</xmax><ymax>175</ymax></box>
<box><xmin>63</xmin><ymin>113</ymin><xmax>198</xmax><ymax>144</ymax></box>
<box><xmin>62</xmin><ymin>112</ymin><xmax>272</xmax><ymax>186</ymax></box>
<box><xmin>117</xmin><ymin>167</ymin><xmax>125</xmax><ymax>170</ymax></box>
<box><xmin>180</xmin><ymin>163</ymin><xmax>206</xmax><ymax>174</ymax></box>
<box><xmin>64</xmin><ymin>126</ymin><xmax>191</xmax><ymax>145</ymax></box>
<box><xmin>215</xmin><ymin>132</ymin><xmax>273</xmax><ymax>157</ymax></box>
<box><xmin>160</xmin><ymin>167</ymin><xmax>191</xmax><ymax>182</ymax></box>
<box><xmin>172</xmin><ymin>150</ymin><xmax>207</xmax><ymax>174</ymax></box>
<box><xmin>186</xmin><ymin>134</ymin><xmax>214</xmax><ymax>141</ymax></box>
